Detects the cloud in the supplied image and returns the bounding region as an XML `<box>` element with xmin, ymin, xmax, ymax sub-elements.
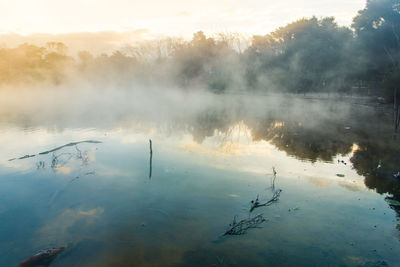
<box><xmin>36</xmin><ymin>207</ymin><xmax>104</xmax><ymax>243</ymax></box>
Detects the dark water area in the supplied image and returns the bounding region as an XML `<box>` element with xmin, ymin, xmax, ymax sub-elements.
<box><xmin>0</xmin><ymin>94</ymin><xmax>399</xmax><ymax>267</ymax></box>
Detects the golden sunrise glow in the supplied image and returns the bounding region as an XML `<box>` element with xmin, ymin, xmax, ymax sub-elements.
<box><xmin>351</xmin><ymin>143</ymin><xmax>360</xmax><ymax>154</ymax></box>
<box><xmin>0</xmin><ymin>0</ymin><xmax>365</xmax><ymax>36</ymax></box>
<box><xmin>272</xmin><ymin>122</ymin><xmax>285</xmax><ymax>128</ymax></box>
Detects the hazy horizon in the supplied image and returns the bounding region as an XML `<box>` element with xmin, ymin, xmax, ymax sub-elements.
<box><xmin>1</xmin><ymin>0</ymin><xmax>365</xmax><ymax>37</ymax></box>
<box><xmin>0</xmin><ymin>0</ymin><xmax>367</xmax><ymax>56</ymax></box>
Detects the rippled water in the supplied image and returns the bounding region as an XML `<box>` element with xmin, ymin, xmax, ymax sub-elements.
<box><xmin>0</xmin><ymin>95</ymin><xmax>399</xmax><ymax>266</ymax></box>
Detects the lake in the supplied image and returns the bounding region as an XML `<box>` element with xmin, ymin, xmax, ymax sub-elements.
<box><xmin>0</xmin><ymin>92</ymin><xmax>399</xmax><ymax>267</ymax></box>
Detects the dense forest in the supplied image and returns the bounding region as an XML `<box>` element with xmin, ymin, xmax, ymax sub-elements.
<box><xmin>0</xmin><ymin>0</ymin><xmax>399</xmax><ymax>101</ymax></box>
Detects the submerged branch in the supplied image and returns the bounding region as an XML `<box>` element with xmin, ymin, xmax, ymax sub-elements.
<box><xmin>8</xmin><ymin>140</ymin><xmax>102</xmax><ymax>161</ymax></box>
<box><xmin>18</xmin><ymin>247</ymin><xmax>65</xmax><ymax>267</ymax></box>
<box><xmin>250</xmin><ymin>189</ymin><xmax>282</xmax><ymax>212</ymax></box>
<box><xmin>223</xmin><ymin>214</ymin><xmax>267</xmax><ymax>236</ymax></box>
<box><xmin>39</xmin><ymin>140</ymin><xmax>102</xmax><ymax>155</ymax></box>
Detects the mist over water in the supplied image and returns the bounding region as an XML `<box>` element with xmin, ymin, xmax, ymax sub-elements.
<box><xmin>0</xmin><ymin>82</ymin><xmax>399</xmax><ymax>266</ymax></box>
<box><xmin>1</xmin><ymin>1</ymin><xmax>400</xmax><ymax>266</ymax></box>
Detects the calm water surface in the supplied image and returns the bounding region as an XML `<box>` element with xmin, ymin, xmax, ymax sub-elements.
<box><xmin>0</xmin><ymin>95</ymin><xmax>399</xmax><ymax>266</ymax></box>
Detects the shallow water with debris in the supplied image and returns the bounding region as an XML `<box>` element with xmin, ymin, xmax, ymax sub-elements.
<box><xmin>0</xmin><ymin>95</ymin><xmax>399</xmax><ymax>266</ymax></box>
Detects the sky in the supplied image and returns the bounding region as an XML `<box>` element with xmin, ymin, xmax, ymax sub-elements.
<box><xmin>0</xmin><ymin>0</ymin><xmax>366</xmax><ymax>37</ymax></box>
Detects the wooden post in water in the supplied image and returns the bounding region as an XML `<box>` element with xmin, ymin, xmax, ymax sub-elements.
<box><xmin>394</xmin><ymin>88</ymin><xmax>400</xmax><ymax>138</ymax></box>
<box><xmin>149</xmin><ymin>139</ymin><xmax>153</xmax><ymax>179</ymax></box>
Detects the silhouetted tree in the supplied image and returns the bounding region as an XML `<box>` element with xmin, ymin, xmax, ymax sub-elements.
<box><xmin>352</xmin><ymin>0</ymin><xmax>400</xmax><ymax>97</ymax></box>
<box><xmin>245</xmin><ymin>17</ymin><xmax>353</xmax><ymax>94</ymax></box>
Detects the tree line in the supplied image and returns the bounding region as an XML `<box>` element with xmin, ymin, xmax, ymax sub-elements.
<box><xmin>0</xmin><ymin>0</ymin><xmax>399</xmax><ymax>101</ymax></box>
